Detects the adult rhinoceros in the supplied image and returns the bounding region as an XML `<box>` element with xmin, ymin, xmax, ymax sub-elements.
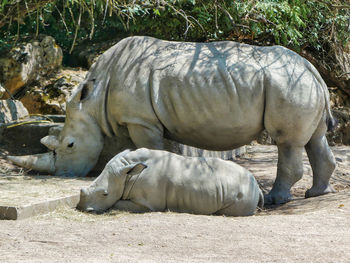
<box><xmin>8</xmin><ymin>36</ymin><xmax>336</xmax><ymax>204</ymax></box>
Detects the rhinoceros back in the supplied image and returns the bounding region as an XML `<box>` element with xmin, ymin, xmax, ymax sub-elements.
<box><xmin>118</xmin><ymin>37</ymin><xmax>267</xmax><ymax>150</ymax></box>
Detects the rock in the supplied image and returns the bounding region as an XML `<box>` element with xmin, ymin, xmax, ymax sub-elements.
<box><xmin>343</xmin><ymin>122</ymin><xmax>350</xmax><ymax>145</ymax></box>
<box><xmin>330</xmin><ymin>88</ymin><xmax>350</xmax><ymax>108</ymax></box>
<box><xmin>333</xmin><ymin>43</ymin><xmax>350</xmax><ymax>82</ymax></box>
<box><xmin>0</xmin><ymin>100</ymin><xmax>29</xmax><ymax>123</ymax></box>
<box><xmin>39</xmin><ymin>36</ymin><xmax>63</xmax><ymax>76</ymax></box>
<box><xmin>0</xmin><ymin>84</ymin><xmax>5</xmax><ymax>99</ymax></box>
<box><xmin>20</xmin><ymin>87</ymin><xmax>64</xmax><ymax>114</ymax></box>
<box><xmin>327</xmin><ymin>108</ymin><xmax>350</xmax><ymax>145</ymax></box>
<box><xmin>19</xmin><ymin>68</ymin><xmax>86</xmax><ymax>114</ymax></box>
<box><xmin>335</xmin><ymin>157</ymin><xmax>344</xmax><ymax>163</ymax></box>
<box><xmin>0</xmin><ymin>36</ymin><xmax>63</xmax><ymax>98</ymax></box>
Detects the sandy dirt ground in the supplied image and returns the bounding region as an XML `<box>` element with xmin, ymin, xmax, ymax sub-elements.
<box><xmin>0</xmin><ymin>145</ymin><xmax>350</xmax><ymax>263</ymax></box>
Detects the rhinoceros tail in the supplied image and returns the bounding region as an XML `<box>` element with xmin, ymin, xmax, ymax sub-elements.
<box><xmin>322</xmin><ymin>82</ymin><xmax>338</xmax><ymax>132</ymax></box>
<box><xmin>257</xmin><ymin>188</ymin><xmax>264</xmax><ymax>209</ymax></box>
<box><xmin>327</xmin><ymin>115</ymin><xmax>338</xmax><ymax>132</ymax></box>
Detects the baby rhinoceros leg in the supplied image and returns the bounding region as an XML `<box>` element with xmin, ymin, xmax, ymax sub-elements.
<box><xmin>215</xmin><ymin>179</ymin><xmax>263</xmax><ymax>217</ymax></box>
<box><xmin>113</xmin><ymin>200</ymin><xmax>151</xmax><ymax>213</ymax></box>
<box><xmin>215</xmin><ymin>196</ymin><xmax>258</xmax><ymax>217</ymax></box>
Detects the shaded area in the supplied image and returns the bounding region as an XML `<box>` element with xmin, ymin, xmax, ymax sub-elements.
<box><xmin>260</xmin><ymin>191</ymin><xmax>350</xmax><ymax>215</ymax></box>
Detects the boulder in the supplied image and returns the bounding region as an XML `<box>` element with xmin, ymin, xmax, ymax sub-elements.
<box><xmin>333</xmin><ymin>43</ymin><xmax>350</xmax><ymax>83</ymax></box>
<box><xmin>0</xmin><ymin>100</ymin><xmax>29</xmax><ymax>123</ymax></box>
<box><xmin>0</xmin><ymin>84</ymin><xmax>5</xmax><ymax>98</ymax></box>
<box><xmin>344</xmin><ymin>122</ymin><xmax>350</xmax><ymax>145</ymax></box>
<box><xmin>0</xmin><ymin>36</ymin><xmax>63</xmax><ymax>99</ymax></box>
<box><xmin>328</xmin><ymin>108</ymin><xmax>350</xmax><ymax>145</ymax></box>
<box><xmin>19</xmin><ymin>68</ymin><xmax>86</xmax><ymax>114</ymax></box>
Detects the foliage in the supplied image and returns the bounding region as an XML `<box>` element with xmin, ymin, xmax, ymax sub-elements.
<box><xmin>0</xmin><ymin>0</ymin><xmax>349</xmax><ymax>56</ymax></box>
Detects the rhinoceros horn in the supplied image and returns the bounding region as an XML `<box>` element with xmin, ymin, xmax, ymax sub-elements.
<box><xmin>40</xmin><ymin>135</ymin><xmax>59</xmax><ymax>150</ymax></box>
<box><xmin>7</xmin><ymin>152</ymin><xmax>55</xmax><ymax>174</ymax></box>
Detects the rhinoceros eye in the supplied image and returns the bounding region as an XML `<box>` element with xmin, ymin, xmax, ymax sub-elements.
<box><xmin>67</xmin><ymin>142</ymin><xmax>74</xmax><ymax>148</ymax></box>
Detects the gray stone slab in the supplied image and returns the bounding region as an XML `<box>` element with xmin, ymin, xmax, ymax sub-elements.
<box><xmin>0</xmin><ymin>194</ymin><xmax>80</xmax><ymax>220</ymax></box>
<box><xmin>0</xmin><ymin>175</ymin><xmax>93</xmax><ymax>220</ymax></box>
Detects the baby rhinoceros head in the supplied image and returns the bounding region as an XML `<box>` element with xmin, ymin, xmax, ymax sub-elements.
<box><xmin>77</xmin><ymin>186</ymin><xmax>113</xmax><ymax>214</ymax></box>
<box><xmin>76</xmin><ymin>158</ymin><xmax>147</xmax><ymax>213</ymax></box>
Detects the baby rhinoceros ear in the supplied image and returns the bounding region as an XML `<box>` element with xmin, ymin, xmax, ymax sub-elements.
<box><xmin>110</xmin><ymin>162</ymin><xmax>147</xmax><ymax>177</ymax></box>
<box><xmin>125</xmin><ymin>163</ymin><xmax>148</xmax><ymax>176</ymax></box>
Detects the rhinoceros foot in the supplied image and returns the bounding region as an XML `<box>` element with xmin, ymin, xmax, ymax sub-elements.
<box><xmin>305</xmin><ymin>184</ymin><xmax>336</xmax><ymax>199</ymax></box>
<box><xmin>264</xmin><ymin>190</ymin><xmax>292</xmax><ymax>205</ymax></box>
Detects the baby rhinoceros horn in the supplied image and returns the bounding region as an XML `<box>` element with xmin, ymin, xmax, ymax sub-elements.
<box><xmin>7</xmin><ymin>152</ymin><xmax>55</xmax><ymax>174</ymax></box>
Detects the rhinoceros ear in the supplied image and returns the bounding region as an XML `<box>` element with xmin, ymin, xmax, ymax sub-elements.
<box><xmin>70</xmin><ymin>79</ymin><xmax>95</xmax><ymax>105</ymax></box>
<box><xmin>79</xmin><ymin>79</ymin><xmax>95</xmax><ymax>101</ymax></box>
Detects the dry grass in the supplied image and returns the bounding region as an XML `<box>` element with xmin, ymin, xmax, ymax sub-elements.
<box><xmin>37</xmin><ymin>204</ymin><xmax>132</xmax><ymax>222</ymax></box>
<box><xmin>0</xmin><ymin>165</ymin><xmax>25</xmax><ymax>177</ymax></box>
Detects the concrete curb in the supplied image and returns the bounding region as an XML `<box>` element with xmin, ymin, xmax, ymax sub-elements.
<box><xmin>0</xmin><ymin>194</ymin><xmax>80</xmax><ymax>220</ymax></box>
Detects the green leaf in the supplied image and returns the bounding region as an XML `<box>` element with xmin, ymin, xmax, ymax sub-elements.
<box><xmin>281</xmin><ymin>32</ymin><xmax>288</xmax><ymax>45</ymax></box>
<box><xmin>153</xmin><ymin>9</ymin><xmax>161</xmax><ymax>16</ymax></box>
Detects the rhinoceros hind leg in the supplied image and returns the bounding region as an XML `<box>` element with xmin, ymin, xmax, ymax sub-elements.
<box><xmin>305</xmin><ymin>134</ymin><xmax>336</xmax><ymax>198</ymax></box>
<box><xmin>128</xmin><ymin>124</ymin><xmax>164</xmax><ymax>149</ymax></box>
<box><xmin>264</xmin><ymin>144</ymin><xmax>304</xmax><ymax>205</ymax></box>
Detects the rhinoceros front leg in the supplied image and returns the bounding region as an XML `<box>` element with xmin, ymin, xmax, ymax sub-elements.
<box><xmin>128</xmin><ymin>124</ymin><xmax>165</xmax><ymax>150</ymax></box>
<box><xmin>305</xmin><ymin>134</ymin><xmax>336</xmax><ymax>198</ymax></box>
<box><xmin>265</xmin><ymin>144</ymin><xmax>304</xmax><ymax>205</ymax></box>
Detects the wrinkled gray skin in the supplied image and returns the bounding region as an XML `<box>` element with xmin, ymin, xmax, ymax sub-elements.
<box><xmin>77</xmin><ymin>148</ymin><xmax>264</xmax><ymax>216</ymax></box>
<box><xmin>8</xmin><ymin>36</ymin><xmax>337</xmax><ymax>204</ymax></box>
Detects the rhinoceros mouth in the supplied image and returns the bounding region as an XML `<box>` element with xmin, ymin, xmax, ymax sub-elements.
<box><xmin>76</xmin><ymin>206</ymin><xmax>104</xmax><ymax>214</ymax></box>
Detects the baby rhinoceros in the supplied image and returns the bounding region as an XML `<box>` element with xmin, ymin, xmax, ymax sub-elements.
<box><xmin>77</xmin><ymin>148</ymin><xmax>264</xmax><ymax>216</ymax></box>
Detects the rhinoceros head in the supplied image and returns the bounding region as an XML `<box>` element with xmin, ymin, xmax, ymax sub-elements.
<box><xmin>8</xmin><ymin>80</ymin><xmax>104</xmax><ymax>177</ymax></box>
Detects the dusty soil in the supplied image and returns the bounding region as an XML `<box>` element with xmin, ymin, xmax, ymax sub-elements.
<box><xmin>0</xmin><ymin>145</ymin><xmax>350</xmax><ymax>262</ymax></box>
<box><xmin>0</xmin><ymin>175</ymin><xmax>92</xmax><ymax>207</ymax></box>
